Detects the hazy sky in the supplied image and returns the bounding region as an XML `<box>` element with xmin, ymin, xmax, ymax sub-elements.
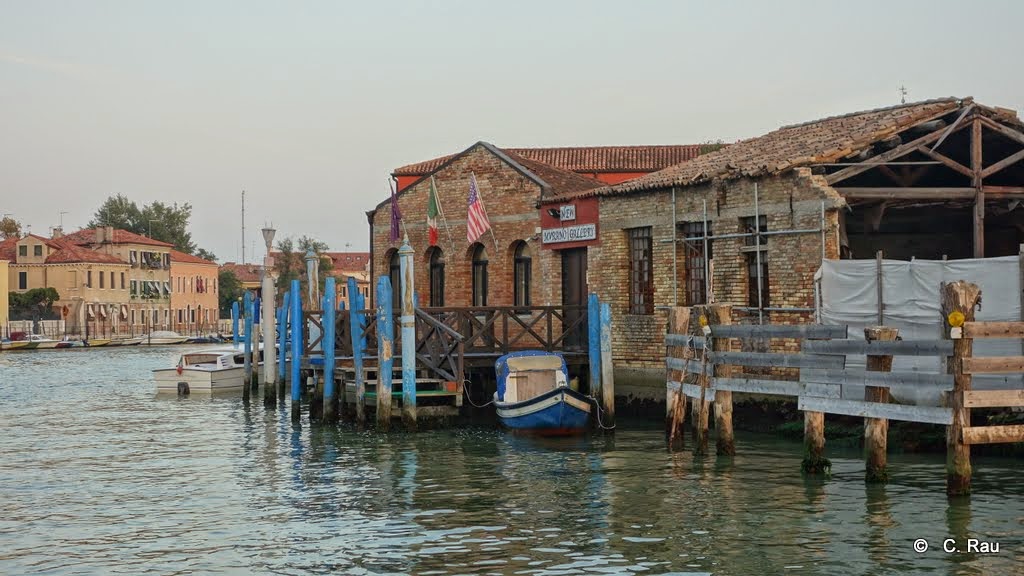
<box><xmin>2</xmin><ymin>0</ymin><xmax>1021</xmax><ymax>261</ymax></box>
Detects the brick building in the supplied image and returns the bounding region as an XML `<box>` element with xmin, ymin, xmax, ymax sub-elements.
<box><xmin>544</xmin><ymin>97</ymin><xmax>1024</xmax><ymax>399</ymax></box>
<box><xmin>369</xmin><ymin>142</ymin><xmax>601</xmax><ymax>313</ymax></box>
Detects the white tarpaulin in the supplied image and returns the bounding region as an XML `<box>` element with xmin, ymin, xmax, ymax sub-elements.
<box><xmin>819</xmin><ymin>256</ymin><xmax>1023</xmax><ymax>405</ymax></box>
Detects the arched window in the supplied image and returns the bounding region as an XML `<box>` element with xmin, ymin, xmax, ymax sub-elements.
<box><xmin>388</xmin><ymin>250</ymin><xmax>401</xmax><ymax>309</ymax></box>
<box><xmin>513</xmin><ymin>241</ymin><xmax>532</xmax><ymax>308</ymax></box>
<box><xmin>471</xmin><ymin>243</ymin><xmax>488</xmax><ymax>306</ymax></box>
<box><xmin>428</xmin><ymin>247</ymin><xmax>445</xmax><ymax>307</ymax></box>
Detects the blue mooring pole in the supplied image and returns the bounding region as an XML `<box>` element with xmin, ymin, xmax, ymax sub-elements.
<box><xmin>599</xmin><ymin>302</ymin><xmax>615</xmax><ymax>429</ymax></box>
<box><xmin>251</xmin><ymin>296</ymin><xmax>260</xmax><ymax>389</ymax></box>
<box><xmin>290</xmin><ymin>279</ymin><xmax>302</xmax><ymax>422</ymax></box>
<box><xmin>349</xmin><ymin>278</ymin><xmax>366</xmax><ymax>425</ymax></box>
<box><xmin>588</xmin><ymin>293</ymin><xmax>601</xmax><ymax>402</ymax></box>
<box><xmin>231</xmin><ymin>300</ymin><xmax>239</xmax><ymax>348</ymax></box>
<box><xmin>243</xmin><ymin>291</ymin><xmax>253</xmax><ymax>402</ymax></box>
<box><xmin>398</xmin><ymin>238</ymin><xmax>416</xmax><ymax>430</ymax></box>
<box><xmin>323</xmin><ymin>277</ymin><xmax>337</xmax><ymax>423</ymax></box>
<box><xmin>376</xmin><ymin>277</ymin><xmax>394</xmax><ymax>431</ymax></box>
<box><xmin>278</xmin><ymin>291</ymin><xmax>289</xmax><ymax>397</ymax></box>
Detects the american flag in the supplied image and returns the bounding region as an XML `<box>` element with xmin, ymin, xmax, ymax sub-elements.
<box><xmin>466</xmin><ymin>173</ymin><xmax>491</xmax><ymax>243</ymax></box>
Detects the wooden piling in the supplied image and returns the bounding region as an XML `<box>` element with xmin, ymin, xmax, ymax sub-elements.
<box><xmin>243</xmin><ymin>291</ymin><xmax>253</xmax><ymax>402</ymax></box>
<box><xmin>251</xmin><ymin>297</ymin><xmax>260</xmax><ymax>390</ymax></box>
<box><xmin>376</xmin><ymin>277</ymin><xmax>394</xmax><ymax>431</ymax></box>
<box><xmin>262</xmin><ymin>273</ymin><xmax>277</xmax><ymax>407</ymax></box>
<box><xmin>399</xmin><ymin>239</ymin><xmax>417</xmax><ymax>431</ymax></box>
<box><xmin>323</xmin><ymin>277</ymin><xmax>338</xmax><ymax>423</ymax></box>
<box><xmin>709</xmin><ymin>305</ymin><xmax>735</xmax><ymax>456</ymax></box>
<box><xmin>290</xmin><ymin>279</ymin><xmax>302</xmax><ymax>422</ymax></box>
<box><xmin>277</xmin><ymin>293</ymin><xmax>288</xmax><ymax>399</ymax></box>
<box><xmin>941</xmin><ymin>280</ymin><xmax>982</xmax><ymax>496</ymax></box>
<box><xmin>349</xmin><ymin>283</ymin><xmax>366</xmax><ymax>425</ymax></box>
<box><xmin>588</xmin><ymin>294</ymin><xmax>601</xmax><ymax>401</ymax></box>
<box><xmin>864</xmin><ymin>325</ymin><xmax>899</xmax><ymax>483</ymax></box>
<box><xmin>666</xmin><ymin>307</ymin><xmax>691</xmax><ymax>450</ymax></box>
<box><xmin>599</xmin><ymin>302</ymin><xmax>615</xmax><ymax>429</ymax></box>
<box><xmin>693</xmin><ymin>309</ymin><xmax>712</xmax><ymax>456</ymax></box>
<box><xmin>802</xmin><ymin>411</ymin><xmax>828</xmax><ymax>474</ymax></box>
<box><xmin>231</xmin><ymin>300</ymin><xmax>239</xmax><ymax>348</ymax></box>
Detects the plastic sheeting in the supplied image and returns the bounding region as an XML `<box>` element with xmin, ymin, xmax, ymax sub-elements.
<box><xmin>819</xmin><ymin>256</ymin><xmax>1023</xmax><ymax>405</ymax></box>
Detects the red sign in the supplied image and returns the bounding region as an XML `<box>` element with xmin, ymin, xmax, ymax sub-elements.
<box><xmin>538</xmin><ymin>197</ymin><xmax>600</xmax><ymax>250</ymax></box>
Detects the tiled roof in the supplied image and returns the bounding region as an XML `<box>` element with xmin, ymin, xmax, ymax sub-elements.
<box><xmin>170</xmin><ymin>249</ymin><xmax>216</xmax><ymax>266</ymax></box>
<box><xmin>576</xmin><ymin>98</ymin><xmax>970</xmax><ymax>198</ymax></box>
<box><xmin>325</xmin><ymin>252</ymin><xmax>369</xmax><ymax>271</ymax></box>
<box><xmin>62</xmin><ymin>228</ymin><xmax>174</xmax><ymax>248</ymax></box>
<box><xmin>219</xmin><ymin>262</ymin><xmax>263</xmax><ymax>284</ymax></box>
<box><xmin>393</xmin><ymin>145</ymin><xmax>708</xmax><ymax>176</ymax></box>
<box><xmin>501</xmin><ymin>150</ymin><xmax>605</xmax><ymax>198</ymax></box>
<box><xmin>0</xmin><ymin>235</ymin><xmax>125</xmax><ymax>264</ymax></box>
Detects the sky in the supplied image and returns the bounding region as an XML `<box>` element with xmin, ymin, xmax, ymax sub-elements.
<box><xmin>2</xmin><ymin>0</ymin><xmax>1022</xmax><ymax>262</ymax></box>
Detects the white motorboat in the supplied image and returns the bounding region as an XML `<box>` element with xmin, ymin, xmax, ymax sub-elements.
<box><xmin>140</xmin><ymin>331</ymin><xmax>190</xmax><ymax>345</ymax></box>
<box><xmin>153</xmin><ymin>347</ymin><xmax>264</xmax><ymax>393</ymax></box>
<box><xmin>21</xmin><ymin>334</ymin><xmax>61</xmax><ymax>350</ymax></box>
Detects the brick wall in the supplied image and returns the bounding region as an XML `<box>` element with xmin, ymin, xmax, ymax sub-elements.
<box><xmin>593</xmin><ymin>169</ymin><xmax>845</xmax><ymax>398</ymax></box>
<box><xmin>370</xmin><ymin>145</ymin><xmax>558</xmax><ymax>309</ymax></box>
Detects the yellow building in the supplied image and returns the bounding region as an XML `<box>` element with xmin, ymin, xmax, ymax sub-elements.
<box><xmin>1</xmin><ymin>233</ymin><xmax>131</xmax><ymax>336</ymax></box>
<box><xmin>169</xmin><ymin>250</ymin><xmax>219</xmax><ymax>335</ymax></box>
<box><xmin>0</xmin><ymin>259</ymin><xmax>8</xmax><ymax>334</ymax></box>
<box><xmin>61</xmin><ymin>227</ymin><xmax>173</xmax><ymax>332</ymax></box>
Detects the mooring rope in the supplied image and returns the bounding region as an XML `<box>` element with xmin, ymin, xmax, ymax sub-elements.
<box><xmin>462</xmin><ymin>379</ymin><xmax>494</xmax><ymax>408</ymax></box>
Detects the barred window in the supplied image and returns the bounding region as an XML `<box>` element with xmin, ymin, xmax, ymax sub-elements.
<box><xmin>741</xmin><ymin>216</ymin><xmax>769</xmax><ymax>308</ymax></box>
<box><xmin>427</xmin><ymin>247</ymin><xmax>445</xmax><ymax>307</ymax></box>
<box><xmin>627</xmin><ymin>227</ymin><xmax>653</xmax><ymax>315</ymax></box>
<box><xmin>389</xmin><ymin>250</ymin><xmax>402</xmax><ymax>309</ymax></box>
<box><xmin>471</xmin><ymin>243</ymin><xmax>488</xmax><ymax>307</ymax></box>
<box><xmin>680</xmin><ymin>222</ymin><xmax>711</xmax><ymax>305</ymax></box>
<box><xmin>513</xmin><ymin>241</ymin><xmax>531</xmax><ymax>309</ymax></box>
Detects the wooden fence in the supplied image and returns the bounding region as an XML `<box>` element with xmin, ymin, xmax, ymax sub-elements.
<box><xmin>665</xmin><ymin>281</ymin><xmax>1024</xmax><ymax>496</ymax></box>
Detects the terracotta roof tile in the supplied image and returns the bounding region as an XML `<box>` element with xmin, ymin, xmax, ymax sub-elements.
<box><xmin>500</xmin><ymin>151</ymin><xmax>604</xmax><ymax>198</ymax></box>
<box><xmin>219</xmin><ymin>262</ymin><xmax>263</xmax><ymax>283</ymax></box>
<box><xmin>61</xmin><ymin>227</ymin><xmax>174</xmax><ymax>248</ymax></box>
<box><xmin>576</xmin><ymin>98</ymin><xmax>969</xmax><ymax>198</ymax></box>
<box><xmin>393</xmin><ymin>145</ymin><xmax>708</xmax><ymax>176</ymax></box>
<box><xmin>0</xmin><ymin>238</ymin><xmax>16</xmax><ymax>261</ymax></box>
<box><xmin>169</xmin><ymin>249</ymin><xmax>216</xmax><ymax>266</ymax></box>
<box><xmin>45</xmin><ymin>239</ymin><xmax>127</xmax><ymax>265</ymax></box>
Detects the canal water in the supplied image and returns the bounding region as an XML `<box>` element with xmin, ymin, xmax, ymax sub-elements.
<box><xmin>0</xmin><ymin>347</ymin><xmax>1021</xmax><ymax>575</ymax></box>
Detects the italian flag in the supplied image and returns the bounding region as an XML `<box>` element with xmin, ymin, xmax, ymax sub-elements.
<box><xmin>427</xmin><ymin>177</ymin><xmax>440</xmax><ymax>246</ymax></box>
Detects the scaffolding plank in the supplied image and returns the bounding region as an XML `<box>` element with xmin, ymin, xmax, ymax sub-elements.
<box><xmin>709</xmin><ymin>351</ymin><xmax>845</xmax><ymax>369</ymax></box>
<box><xmin>962</xmin><ymin>389</ymin><xmax>1024</xmax><ymax>408</ymax></box>
<box><xmin>708</xmin><ymin>324</ymin><xmax>847</xmax><ymax>339</ymax></box>
<box><xmin>801</xmin><ymin>339</ymin><xmax>952</xmax><ymax>356</ymax></box>
<box><xmin>963</xmin><ymin>356</ymin><xmax>1024</xmax><ymax>374</ymax></box>
<box><xmin>962</xmin><ymin>425</ymin><xmax>1024</xmax><ymax>445</ymax></box>
<box><xmin>963</xmin><ymin>322</ymin><xmax>1024</xmax><ymax>339</ymax></box>
<box><xmin>712</xmin><ymin>377</ymin><xmax>839</xmax><ymax>398</ymax></box>
<box><xmin>668</xmin><ymin>381</ymin><xmax>715</xmax><ymax>402</ymax></box>
<box><xmin>667</xmin><ymin>357</ymin><xmax>712</xmax><ymax>375</ymax></box>
<box><xmin>798</xmin><ymin>396</ymin><xmax>953</xmax><ymax>425</ymax></box>
<box><xmin>665</xmin><ymin>333</ymin><xmax>706</xmax><ymax>349</ymax></box>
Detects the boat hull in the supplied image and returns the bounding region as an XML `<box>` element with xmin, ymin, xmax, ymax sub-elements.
<box><xmin>495</xmin><ymin>388</ymin><xmax>592</xmax><ymax>435</ymax></box>
<box><xmin>153</xmin><ymin>366</ymin><xmax>250</xmax><ymax>393</ymax></box>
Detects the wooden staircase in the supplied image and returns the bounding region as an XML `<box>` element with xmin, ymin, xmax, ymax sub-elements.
<box><xmin>340</xmin><ymin>363</ymin><xmax>462</xmax><ymax>417</ymax></box>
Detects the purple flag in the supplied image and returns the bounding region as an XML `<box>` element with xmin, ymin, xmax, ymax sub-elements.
<box><xmin>389</xmin><ymin>179</ymin><xmax>402</xmax><ymax>242</ymax></box>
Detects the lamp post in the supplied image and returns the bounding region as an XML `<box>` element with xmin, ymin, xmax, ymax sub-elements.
<box><xmin>261</xmin><ymin>225</ymin><xmax>277</xmax><ymax>406</ymax></box>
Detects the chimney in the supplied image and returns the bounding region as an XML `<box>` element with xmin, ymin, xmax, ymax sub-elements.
<box><xmin>105</xmin><ymin>226</ymin><xmax>114</xmax><ymax>243</ymax></box>
<box><xmin>52</xmin><ymin>227</ymin><xmax>63</xmax><ymax>239</ymax></box>
<box><xmin>95</xmin><ymin>227</ymin><xmax>104</xmax><ymax>244</ymax></box>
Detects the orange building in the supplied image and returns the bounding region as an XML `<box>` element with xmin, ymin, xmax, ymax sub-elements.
<box><xmin>169</xmin><ymin>249</ymin><xmax>218</xmax><ymax>335</ymax></box>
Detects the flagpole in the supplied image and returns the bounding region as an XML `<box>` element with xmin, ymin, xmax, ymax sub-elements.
<box><xmin>471</xmin><ymin>172</ymin><xmax>499</xmax><ymax>251</ymax></box>
<box><xmin>431</xmin><ymin>176</ymin><xmax>456</xmax><ymax>254</ymax></box>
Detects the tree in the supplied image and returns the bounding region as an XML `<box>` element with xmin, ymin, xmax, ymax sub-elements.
<box><xmin>0</xmin><ymin>216</ymin><xmax>22</xmax><ymax>239</ymax></box>
<box><xmin>218</xmin><ymin>269</ymin><xmax>243</xmax><ymax>318</ymax></box>
<box><xmin>9</xmin><ymin>287</ymin><xmax>61</xmax><ymax>322</ymax></box>
<box><xmin>88</xmin><ymin>195</ymin><xmax>205</xmax><ymax>256</ymax></box>
<box><xmin>274</xmin><ymin>235</ymin><xmax>333</xmax><ymax>307</ymax></box>
<box><xmin>195</xmin><ymin>248</ymin><xmax>217</xmax><ymax>262</ymax></box>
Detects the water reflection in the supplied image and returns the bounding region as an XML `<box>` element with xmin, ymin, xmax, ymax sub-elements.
<box><xmin>0</xmin><ymin>348</ymin><xmax>1022</xmax><ymax>575</ymax></box>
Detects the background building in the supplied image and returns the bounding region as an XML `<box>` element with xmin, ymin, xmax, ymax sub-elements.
<box><xmin>0</xmin><ymin>259</ymin><xmax>8</xmax><ymax>333</ymax></box>
<box><xmin>170</xmin><ymin>249</ymin><xmax>218</xmax><ymax>335</ymax></box>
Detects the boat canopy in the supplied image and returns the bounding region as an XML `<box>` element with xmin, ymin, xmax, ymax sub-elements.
<box><xmin>495</xmin><ymin>350</ymin><xmax>567</xmax><ymax>402</ymax></box>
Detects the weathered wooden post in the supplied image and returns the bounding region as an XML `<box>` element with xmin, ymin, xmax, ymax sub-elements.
<box><xmin>942</xmin><ymin>280</ymin><xmax>981</xmax><ymax>496</ymax></box>
<box><xmin>599</xmin><ymin>302</ymin><xmax>615</xmax><ymax>429</ymax></box>
<box><xmin>323</xmin><ymin>277</ymin><xmax>338</xmax><ymax>423</ymax></box>
<box><xmin>231</xmin><ymin>300</ymin><xmax>239</xmax><ymax>348</ymax></box>
<box><xmin>290</xmin><ymin>278</ymin><xmax>303</xmax><ymax>422</ymax></box>
<box><xmin>349</xmin><ymin>282</ymin><xmax>366</xmax><ymax>425</ymax></box>
<box><xmin>376</xmin><ymin>277</ymin><xmax>395</xmax><ymax>431</ymax></box>
<box><xmin>399</xmin><ymin>238</ymin><xmax>417</xmax><ymax>430</ymax></box>
<box><xmin>666</xmin><ymin>307</ymin><xmax>691</xmax><ymax>450</ymax></box>
<box><xmin>864</xmin><ymin>325</ymin><xmax>899</xmax><ymax>483</ymax></box>
<box><xmin>710</xmin><ymin>305</ymin><xmax>735</xmax><ymax>456</ymax></box>
<box><xmin>243</xmin><ymin>291</ymin><xmax>253</xmax><ymax>402</ymax></box>
<box><xmin>692</xmin><ymin>308</ymin><xmax>714</xmax><ymax>455</ymax></box>
<box><xmin>588</xmin><ymin>293</ymin><xmax>601</xmax><ymax>401</ymax></box>
<box><xmin>277</xmin><ymin>293</ymin><xmax>288</xmax><ymax>399</ymax></box>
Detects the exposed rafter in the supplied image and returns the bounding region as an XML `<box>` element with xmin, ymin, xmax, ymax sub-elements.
<box><xmin>915</xmin><ymin>146</ymin><xmax>974</xmax><ymax>179</ymax></box>
<box><xmin>825</xmin><ymin>125</ymin><xmax>959</xmax><ymax>185</ymax></box>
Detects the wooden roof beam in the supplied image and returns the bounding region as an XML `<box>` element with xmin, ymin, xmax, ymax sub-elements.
<box><xmin>836</xmin><ymin>187</ymin><xmax>975</xmax><ymax>200</ymax></box>
<box><xmin>981</xmin><ymin>148</ymin><xmax>1024</xmax><ymax>178</ymax></box>
<box><xmin>915</xmin><ymin>146</ymin><xmax>974</xmax><ymax>179</ymax></box>
<box><xmin>826</xmin><ymin>124</ymin><xmax>961</xmax><ymax>185</ymax></box>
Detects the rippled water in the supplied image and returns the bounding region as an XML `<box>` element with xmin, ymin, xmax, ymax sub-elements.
<box><xmin>0</xmin><ymin>347</ymin><xmax>1022</xmax><ymax>575</ymax></box>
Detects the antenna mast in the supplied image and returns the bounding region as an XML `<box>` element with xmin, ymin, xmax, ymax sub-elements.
<box><xmin>241</xmin><ymin>190</ymin><xmax>246</xmax><ymax>265</ymax></box>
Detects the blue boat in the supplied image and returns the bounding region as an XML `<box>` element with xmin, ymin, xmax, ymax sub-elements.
<box><xmin>494</xmin><ymin>351</ymin><xmax>592</xmax><ymax>435</ymax></box>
